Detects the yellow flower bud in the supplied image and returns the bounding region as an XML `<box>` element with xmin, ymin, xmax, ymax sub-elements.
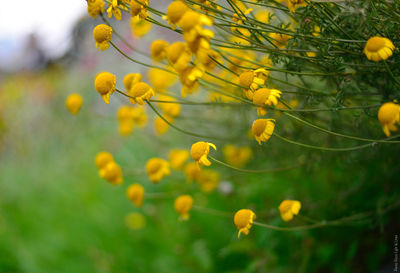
<box><xmin>378</xmin><ymin>102</ymin><xmax>400</xmax><ymax>137</ymax></box>
<box><xmin>65</xmin><ymin>94</ymin><xmax>83</xmax><ymax>114</ymax></box>
<box><xmin>278</xmin><ymin>200</ymin><xmax>301</xmax><ymax>222</ymax></box>
<box><xmin>174</xmin><ymin>195</ymin><xmax>193</xmax><ymax>220</ymax></box>
<box><xmin>190</xmin><ymin>141</ymin><xmax>216</xmax><ymax>167</ymax></box>
<box><xmin>145</xmin><ymin>158</ymin><xmax>170</xmax><ymax>183</ymax></box>
<box><xmin>126</xmin><ymin>184</ymin><xmax>145</xmax><ymax>207</ymax></box>
<box><xmin>94</xmin><ymin>72</ymin><xmax>116</xmax><ymax>104</ymax></box>
<box><xmin>252</xmin><ymin>119</ymin><xmax>275</xmax><ymax>145</ymax></box>
<box><xmin>95</xmin><ymin>151</ymin><xmax>114</xmax><ymax>169</ymax></box>
<box><xmin>93</xmin><ymin>24</ymin><xmax>113</xmax><ymax>51</ymax></box>
<box><xmin>234</xmin><ymin>209</ymin><xmax>256</xmax><ymax>238</ymax></box>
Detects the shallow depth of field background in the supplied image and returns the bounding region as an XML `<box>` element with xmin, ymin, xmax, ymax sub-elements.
<box><xmin>0</xmin><ymin>1</ymin><xmax>399</xmax><ymax>273</ymax></box>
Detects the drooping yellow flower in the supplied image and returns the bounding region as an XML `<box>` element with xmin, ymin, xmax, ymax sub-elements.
<box><xmin>128</xmin><ymin>82</ymin><xmax>155</xmax><ymax>105</ymax></box>
<box><xmin>184</xmin><ymin>162</ymin><xmax>201</xmax><ymax>182</ymax></box>
<box><xmin>130</xmin><ymin>17</ymin><xmax>152</xmax><ymax>38</ymax></box>
<box><xmin>95</xmin><ymin>151</ymin><xmax>114</xmax><ymax>169</ymax></box>
<box><xmin>94</xmin><ymin>72</ymin><xmax>116</xmax><ymax>104</ymax></box>
<box><xmin>378</xmin><ymin>102</ymin><xmax>400</xmax><ymax>137</ymax></box>
<box><xmin>174</xmin><ymin>195</ymin><xmax>193</xmax><ymax>220</ymax></box>
<box><xmin>288</xmin><ymin>0</ymin><xmax>307</xmax><ymax>13</ymax></box>
<box><xmin>126</xmin><ymin>183</ymin><xmax>145</xmax><ymax>207</ymax></box>
<box><xmin>239</xmin><ymin>69</ymin><xmax>269</xmax><ymax>99</ymax></box>
<box><xmin>93</xmin><ymin>24</ymin><xmax>113</xmax><ymax>51</ymax></box>
<box><xmin>269</xmin><ymin>32</ymin><xmax>291</xmax><ymax>49</ymax></box>
<box><xmin>252</xmin><ymin>119</ymin><xmax>275</xmax><ymax>145</ymax></box>
<box><xmin>197</xmin><ymin>169</ymin><xmax>220</xmax><ymax>193</ymax></box>
<box><xmin>87</xmin><ymin>0</ymin><xmax>105</xmax><ymax>18</ymax></box>
<box><xmin>130</xmin><ymin>0</ymin><xmax>148</xmax><ymax>19</ymax></box>
<box><xmin>123</xmin><ymin>73</ymin><xmax>142</xmax><ymax>92</ymax></box>
<box><xmin>223</xmin><ymin>145</ymin><xmax>252</xmax><ymax>168</ymax></box>
<box><xmin>179</xmin><ymin>66</ymin><xmax>203</xmax><ymax>97</ymax></box>
<box><xmin>150</xmin><ymin>40</ymin><xmax>169</xmax><ymax>62</ymax></box>
<box><xmin>125</xmin><ymin>212</ymin><xmax>146</xmax><ymax>230</ymax></box>
<box><xmin>364</xmin><ymin>36</ymin><xmax>395</xmax><ymax>62</ymax></box>
<box><xmin>234</xmin><ymin>209</ymin><xmax>256</xmax><ymax>238</ymax></box>
<box><xmin>145</xmin><ymin>158</ymin><xmax>171</xmax><ymax>183</ymax></box>
<box><xmin>65</xmin><ymin>94</ymin><xmax>83</xmax><ymax>114</ymax></box>
<box><xmin>157</xmin><ymin>95</ymin><xmax>181</xmax><ymax>118</ymax></box>
<box><xmin>107</xmin><ymin>0</ymin><xmax>122</xmax><ymax>20</ymax></box>
<box><xmin>190</xmin><ymin>141</ymin><xmax>216</xmax><ymax>167</ymax></box>
<box><xmin>169</xmin><ymin>149</ymin><xmax>189</xmax><ymax>170</ymax></box>
<box><xmin>278</xmin><ymin>200</ymin><xmax>301</xmax><ymax>222</ymax></box>
<box><xmin>167</xmin><ymin>42</ymin><xmax>192</xmax><ymax>73</ymax></box>
<box><xmin>163</xmin><ymin>0</ymin><xmax>189</xmax><ymax>28</ymax></box>
<box><xmin>148</xmin><ymin>68</ymin><xmax>177</xmax><ymax>92</ymax></box>
<box><xmin>252</xmin><ymin>88</ymin><xmax>282</xmax><ymax>116</ymax></box>
<box><xmin>179</xmin><ymin>11</ymin><xmax>214</xmax><ymax>53</ymax></box>
<box><xmin>100</xmin><ymin>161</ymin><xmax>123</xmax><ymax>185</ymax></box>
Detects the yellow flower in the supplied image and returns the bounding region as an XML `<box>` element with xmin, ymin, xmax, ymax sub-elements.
<box><xmin>269</xmin><ymin>33</ymin><xmax>291</xmax><ymax>49</ymax></box>
<box><xmin>148</xmin><ymin>68</ymin><xmax>177</xmax><ymax>92</ymax></box>
<box><xmin>163</xmin><ymin>1</ymin><xmax>189</xmax><ymax>28</ymax></box>
<box><xmin>93</xmin><ymin>24</ymin><xmax>113</xmax><ymax>51</ymax></box>
<box><xmin>94</xmin><ymin>72</ymin><xmax>116</xmax><ymax>104</ymax></box>
<box><xmin>130</xmin><ymin>17</ymin><xmax>152</xmax><ymax>38</ymax></box>
<box><xmin>378</xmin><ymin>102</ymin><xmax>400</xmax><ymax>137</ymax></box>
<box><xmin>288</xmin><ymin>0</ymin><xmax>306</xmax><ymax>13</ymax></box>
<box><xmin>150</xmin><ymin>40</ymin><xmax>169</xmax><ymax>62</ymax></box>
<box><xmin>125</xmin><ymin>212</ymin><xmax>146</xmax><ymax>230</ymax></box>
<box><xmin>252</xmin><ymin>119</ymin><xmax>275</xmax><ymax>145</ymax></box>
<box><xmin>239</xmin><ymin>69</ymin><xmax>269</xmax><ymax>99</ymax></box>
<box><xmin>130</xmin><ymin>0</ymin><xmax>148</xmax><ymax>19</ymax></box>
<box><xmin>87</xmin><ymin>0</ymin><xmax>105</xmax><ymax>18</ymax></box>
<box><xmin>100</xmin><ymin>161</ymin><xmax>123</xmax><ymax>185</ymax></box>
<box><xmin>184</xmin><ymin>162</ymin><xmax>201</xmax><ymax>182</ymax></box>
<box><xmin>179</xmin><ymin>66</ymin><xmax>203</xmax><ymax>97</ymax></box>
<box><xmin>167</xmin><ymin>42</ymin><xmax>192</xmax><ymax>73</ymax></box>
<box><xmin>174</xmin><ymin>195</ymin><xmax>193</xmax><ymax>220</ymax></box>
<box><xmin>128</xmin><ymin>82</ymin><xmax>155</xmax><ymax>105</ymax></box>
<box><xmin>157</xmin><ymin>95</ymin><xmax>181</xmax><ymax>117</ymax></box>
<box><xmin>179</xmin><ymin>11</ymin><xmax>214</xmax><ymax>53</ymax></box>
<box><xmin>65</xmin><ymin>94</ymin><xmax>83</xmax><ymax>114</ymax></box>
<box><xmin>145</xmin><ymin>158</ymin><xmax>170</xmax><ymax>183</ymax></box>
<box><xmin>197</xmin><ymin>169</ymin><xmax>219</xmax><ymax>193</ymax></box>
<box><xmin>107</xmin><ymin>0</ymin><xmax>122</xmax><ymax>20</ymax></box>
<box><xmin>278</xmin><ymin>200</ymin><xmax>301</xmax><ymax>222</ymax></box>
<box><xmin>223</xmin><ymin>145</ymin><xmax>252</xmax><ymax>168</ymax></box>
<box><xmin>126</xmin><ymin>184</ymin><xmax>145</xmax><ymax>207</ymax></box>
<box><xmin>123</xmin><ymin>73</ymin><xmax>142</xmax><ymax>92</ymax></box>
<box><xmin>364</xmin><ymin>36</ymin><xmax>395</xmax><ymax>62</ymax></box>
<box><xmin>234</xmin><ymin>209</ymin><xmax>256</xmax><ymax>238</ymax></box>
<box><xmin>95</xmin><ymin>151</ymin><xmax>114</xmax><ymax>169</ymax></box>
<box><xmin>190</xmin><ymin>141</ymin><xmax>216</xmax><ymax>167</ymax></box>
<box><xmin>154</xmin><ymin>115</ymin><xmax>173</xmax><ymax>135</ymax></box>
<box><xmin>252</xmin><ymin>88</ymin><xmax>282</xmax><ymax>116</ymax></box>
<box><xmin>169</xmin><ymin>149</ymin><xmax>189</xmax><ymax>170</ymax></box>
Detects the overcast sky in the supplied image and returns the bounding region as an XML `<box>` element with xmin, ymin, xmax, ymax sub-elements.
<box><xmin>0</xmin><ymin>0</ymin><xmax>86</xmax><ymax>70</ymax></box>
